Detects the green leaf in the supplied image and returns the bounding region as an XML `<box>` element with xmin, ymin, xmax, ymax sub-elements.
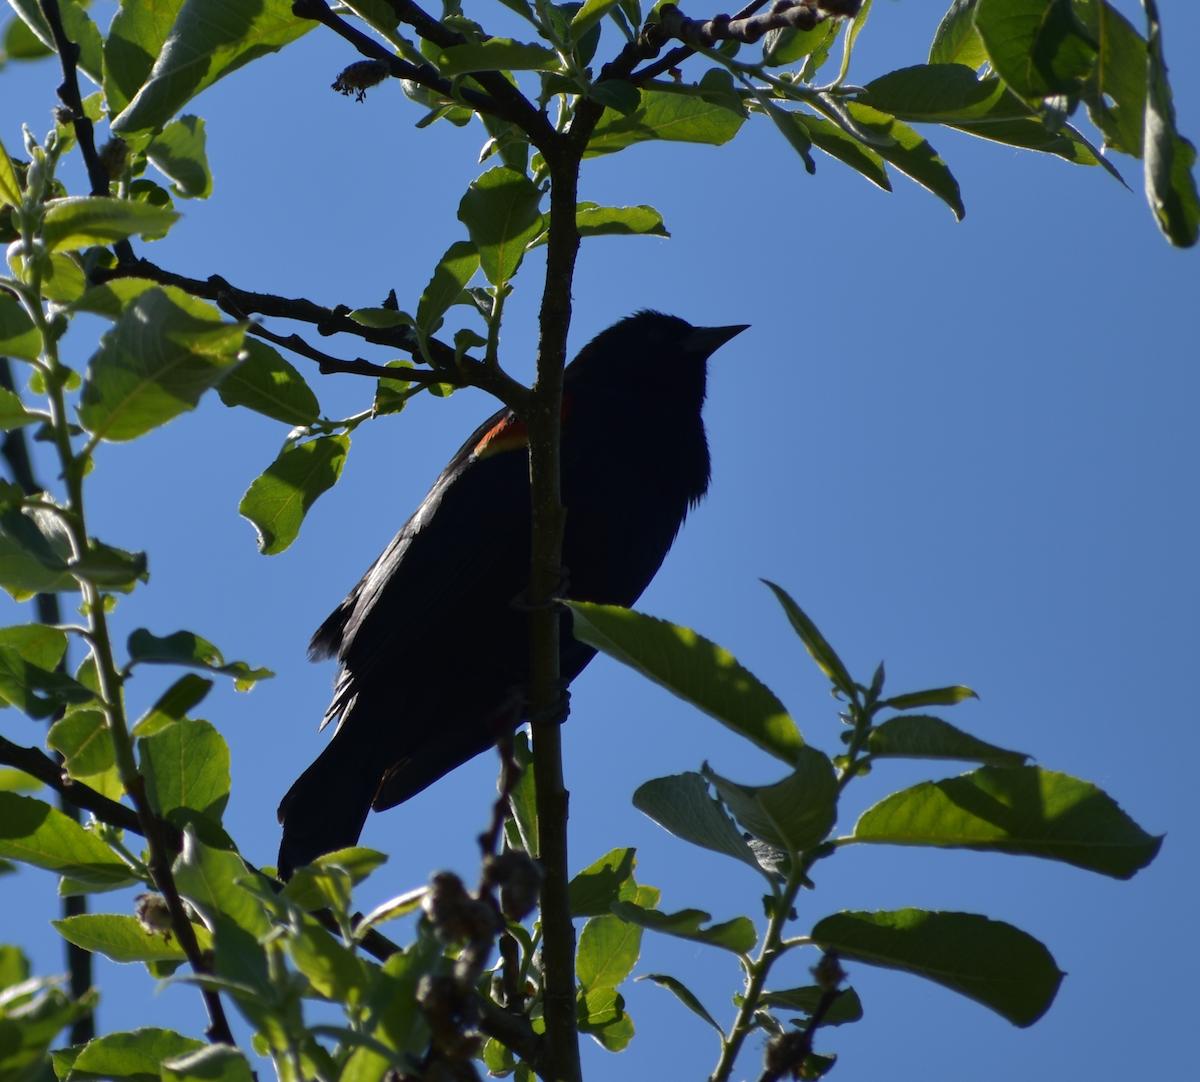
<box><xmin>574</xmin><ymin>202</ymin><xmax>669</xmax><ymax>239</ymax></box>
<box><xmin>132</xmin><ymin>674</ymin><xmax>213</xmax><ymax>737</ymax></box>
<box><xmin>146</xmin><ymin>116</ymin><xmax>213</xmax><ymax>199</ymax></box>
<box><xmin>637</xmin><ymin>973</ymin><xmax>724</xmax><ymax>1036</ymax></box>
<box><xmin>457</xmin><ymin>167</ymin><xmax>544</xmax><ymax>291</ymax></box>
<box><xmin>796</xmin><ymin>113</ymin><xmax>890</xmax><ymax>190</ymax></box>
<box><xmin>0</xmin><ymin>792</ymin><xmax>136</xmax><ymax>886</ymax></box>
<box><xmin>138</xmin><ymin>718</ymin><xmax>231</xmax><ymax>829</ymax></box>
<box><xmin>507</xmin><ymin>729</ymin><xmax>538</xmax><ymax>856</ymax></box>
<box><xmin>0</xmin><ymin>641</ymin><xmax>95</xmax><ymax>718</ymax></box>
<box><xmin>373</xmin><ymin>360</ymin><xmax>414</xmax><ymax>418</ymax></box>
<box><xmin>0</xmin><ymin>767</ymin><xmax>43</xmax><ymax>792</ymax></box>
<box><xmin>611</xmin><ymin>901</ymin><xmax>756</xmax><ymax>954</ymax></box>
<box><xmin>41</xmin><ymin>198</ymin><xmax>180</xmax><ymax>252</ymax></box>
<box><xmin>42</xmin><ymin>253</ymin><xmax>88</xmax><ymax>303</ymax></box>
<box><xmin>104</xmin><ymin>0</ymin><xmax>188</xmax><ymax>119</ymax></box>
<box><xmin>0</xmin><ymin>506</ymin><xmax>78</xmax><ymax>600</ymax></box>
<box><xmin>761</xmin><ymin>582</ymin><xmax>856</xmax><ymax>698</ymax></box>
<box><xmin>576</xmin><ymin>913</ymin><xmax>642</xmax><ymax>992</ymax></box>
<box><xmin>812</xmin><ymin>909</ymin><xmax>1063</xmax><ymax>1026</ymax></box>
<box><xmin>1141</xmin><ymin>0</ymin><xmax>1199</xmax><ymax>247</ymax></box>
<box><xmin>867</xmin><ymin>715</ymin><xmax>1027</xmax><ymax>766</ymax></box>
<box><xmin>349</xmin><ymin>308</ymin><xmax>414</xmax><ymax>329</ymax></box>
<box><xmin>282</xmin><ymin>847</ymin><xmax>387</xmax><ymax>913</ymax></box>
<box><xmin>162</xmin><ymin>1045</ymin><xmax>253</xmax><ymax>1082</ymax></box>
<box><xmin>68</xmin><ymin>1029</ymin><xmax>205</xmax><ymax>1082</ymax></box>
<box><xmin>929</xmin><ymin>0</ymin><xmax>988</xmax><ymax>68</ymax></box>
<box><xmin>4</xmin><ymin>13</ymin><xmax>53</xmax><ymax>61</ymax></box>
<box><xmin>416</xmin><ymin>240</ymin><xmax>480</xmax><ymax>337</ymax></box>
<box><xmin>52</xmin><ymin>913</ymin><xmax>213</xmax><ymax>964</ymax></box>
<box><xmin>759</xmin><ymin>100</ymin><xmax>816</xmax><ymax>173</ymax></box>
<box><xmin>0</xmin><ymin>292</ymin><xmax>41</xmax><ymax>361</ymax></box>
<box><xmin>436</xmin><ymin>38</ymin><xmax>558</xmax><ymax>74</ymax></box>
<box><xmin>48</xmin><ymin>711</ymin><xmax>114</xmax><ymax>777</ymax></box>
<box><xmin>71</xmin><ymin>542</ymin><xmax>149</xmax><ymax>591</ymax></box>
<box><xmin>758</xmin><ymin>985</ymin><xmax>863</xmax><ymax>1026</ymax></box>
<box><xmin>0</xmin><ymin>944</ymin><xmax>31</xmax><ymax>988</ymax></box>
<box><xmin>852</xmin><ymin>765</ymin><xmax>1162</xmax><ymax>878</ymax></box>
<box><xmin>704</xmin><ymin>749</ymin><xmax>838</xmax><ymax>857</ymax></box>
<box><xmin>70</xmin><ymin>277</ymin><xmax>161</xmax><ymax>320</ymax></box>
<box><xmin>861</xmin><ymin>65</ymin><xmax>1034</xmax><ymax>124</ymax></box>
<box><xmin>111</xmin><ymin>0</ymin><xmax>315</xmax><ymax>136</ymax></box>
<box><xmin>172</xmin><ymin>833</ymin><xmax>270</xmax><ymax>936</ymax></box>
<box><xmin>0</xmin><ymin>135</ymin><xmax>21</xmax><ymax>210</ymax></box>
<box><xmin>1074</xmin><ymin>0</ymin><xmax>1145</xmax><ymax>156</ymax></box>
<box><xmin>587</xmin><ymin>78</ymin><xmax>642</xmax><ymax>117</ymax></box>
<box><xmin>576</xmin><ymin>988</ymin><xmax>634</xmax><ymax>1050</ymax></box>
<box><xmin>586</xmin><ymin>89</ymin><xmax>746</xmax><ymax>155</ymax></box>
<box><xmin>763</xmin><ymin>20</ymin><xmax>839</xmax><ymax>67</ymax></box>
<box><xmin>841</xmin><ymin>103</ymin><xmax>965</xmax><ymax>220</ymax></box>
<box><xmin>570</xmin><ymin>0</ymin><xmax>619</xmax><ymax>38</ymax></box>
<box><xmin>566</xmin><ymin>601</ymin><xmax>803</xmax><ymax>764</ymax></box>
<box><xmin>77</xmin><ymin>288</ymin><xmax>245</xmax><ymax>442</ymax></box>
<box><xmin>632</xmin><ymin>772</ymin><xmax>762</xmax><ymax>873</ymax></box>
<box><xmin>126</xmin><ymin>630</ymin><xmax>271</xmax><ymax>691</ymax></box>
<box><xmin>0</xmin><ymin>623</ymin><xmax>67</xmax><ymax>672</ymax></box>
<box><xmin>974</xmin><ymin>0</ymin><xmax>1097</xmax><ymax>101</ymax></box>
<box><xmin>216</xmin><ymin>338</ymin><xmax>320</xmax><ymax>426</ymax></box>
<box><xmin>569</xmin><ymin>847</ymin><xmax>637</xmax><ymax>917</ymax></box>
<box><xmin>238</xmin><ymin>434</ymin><xmax>350</xmax><ymax>555</ymax></box>
<box><xmin>288</xmin><ymin>918</ymin><xmax>370</xmax><ymax>1004</ymax></box>
<box><xmin>881</xmin><ymin>685</ymin><xmax>978</xmax><ymax>710</ymax></box>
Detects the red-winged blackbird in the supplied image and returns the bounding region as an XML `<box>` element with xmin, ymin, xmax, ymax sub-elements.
<box><xmin>277</xmin><ymin>312</ymin><xmax>747</xmax><ymax>877</ymax></box>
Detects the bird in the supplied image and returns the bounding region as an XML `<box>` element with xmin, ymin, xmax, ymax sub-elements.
<box><xmin>276</xmin><ymin>311</ymin><xmax>748</xmax><ymax>878</ymax></box>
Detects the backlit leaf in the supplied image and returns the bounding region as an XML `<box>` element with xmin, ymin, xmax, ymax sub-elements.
<box><xmin>238</xmin><ymin>434</ymin><xmax>350</xmax><ymax>555</ymax></box>
<box><xmin>567</xmin><ymin>602</ymin><xmax>802</xmax><ymax>764</ymax></box>
<box><xmin>812</xmin><ymin>909</ymin><xmax>1063</xmax><ymax>1027</ymax></box>
<box><xmin>852</xmin><ymin>765</ymin><xmax>1162</xmax><ymax>879</ymax></box>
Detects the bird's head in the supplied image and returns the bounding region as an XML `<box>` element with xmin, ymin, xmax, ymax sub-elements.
<box><xmin>565</xmin><ymin>311</ymin><xmax>748</xmax><ymax>411</ymax></box>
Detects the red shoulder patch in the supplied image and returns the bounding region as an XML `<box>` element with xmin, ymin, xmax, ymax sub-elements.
<box><xmin>474</xmin><ymin>414</ymin><xmax>528</xmax><ymax>459</ymax></box>
<box><xmin>473</xmin><ymin>394</ymin><xmax>574</xmax><ymax>460</ymax></box>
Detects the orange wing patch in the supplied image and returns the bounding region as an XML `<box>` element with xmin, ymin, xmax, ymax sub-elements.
<box><xmin>474</xmin><ymin>415</ymin><xmax>529</xmax><ymax>459</ymax></box>
<box><xmin>473</xmin><ymin>395</ymin><xmax>574</xmax><ymax>460</ymax></box>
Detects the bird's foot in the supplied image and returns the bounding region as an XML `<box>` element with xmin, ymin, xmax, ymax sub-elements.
<box><xmin>529</xmin><ymin>684</ymin><xmax>571</xmax><ymax>726</ymax></box>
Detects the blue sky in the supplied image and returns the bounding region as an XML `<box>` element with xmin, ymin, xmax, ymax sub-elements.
<box><xmin>2</xmin><ymin>1</ymin><xmax>1197</xmax><ymax>1079</ymax></box>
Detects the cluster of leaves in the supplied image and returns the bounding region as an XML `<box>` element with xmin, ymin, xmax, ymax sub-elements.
<box><xmin>561</xmin><ymin>584</ymin><xmax>1161</xmax><ymax>1078</ymax></box>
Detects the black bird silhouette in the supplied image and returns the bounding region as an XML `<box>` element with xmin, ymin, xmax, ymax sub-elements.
<box><xmin>277</xmin><ymin>312</ymin><xmax>747</xmax><ymax>877</ymax></box>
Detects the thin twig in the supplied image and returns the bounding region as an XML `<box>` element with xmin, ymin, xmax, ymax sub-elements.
<box><xmin>37</xmin><ymin>0</ymin><xmax>134</xmax><ymax>262</ymax></box>
<box><xmin>242</xmin><ymin>321</ymin><xmax>463</xmax><ymax>386</ymax></box>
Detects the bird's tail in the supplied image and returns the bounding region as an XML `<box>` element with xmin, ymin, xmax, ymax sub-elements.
<box><xmin>276</xmin><ymin>723</ymin><xmax>383</xmax><ymax>880</ymax></box>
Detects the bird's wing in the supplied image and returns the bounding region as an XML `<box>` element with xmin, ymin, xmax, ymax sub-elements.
<box><xmin>310</xmin><ymin>404</ymin><xmax>535</xmax><ymax>713</ymax></box>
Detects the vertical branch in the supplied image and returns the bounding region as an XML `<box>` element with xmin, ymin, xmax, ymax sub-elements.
<box><xmin>0</xmin><ymin>359</ymin><xmax>94</xmax><ymax>1044</ymax></box>
<box><xmin>524</xmin><ymin>147</ymin><xmax>583</xmax><ymax>1082</ymax></box>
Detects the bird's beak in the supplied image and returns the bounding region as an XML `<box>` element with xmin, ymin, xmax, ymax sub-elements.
<box><xmin>682</xmin><ymin>323</ymin><xmax>750</xmax><ymax>357</ymax></box>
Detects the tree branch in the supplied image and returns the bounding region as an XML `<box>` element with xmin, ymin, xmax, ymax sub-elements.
<box><xmin>0</xmin><ymin>733</ymin><xmax>185</xmax><ymax>848</ymax></box>
<box><xmin>92</xmin><ymin>260</ymin><xmax>531</xmax><ymax>409</ymax></box>
<box><xmin>93</xmin><ymin>260</ymin><xmax>424</xmax><ymax>352</ymax></box>
<box><xmin>241</xmin><ymin>321</ymin><xmax>462</xmax><ymax>386</ymax></box>
<box><xmin>37</xmin><ymin>0</ymin><xmax>133</xmax><ymax>261</ymax></box>
<box><xmin>381</xmin><ymin>0</ymin><xmax>559</xmax><ymax>148</ymax></box>
<box><xmin>625</xmin><ymin>0</ymin><xmax>860</xmax><ymax>85</ymax></box>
